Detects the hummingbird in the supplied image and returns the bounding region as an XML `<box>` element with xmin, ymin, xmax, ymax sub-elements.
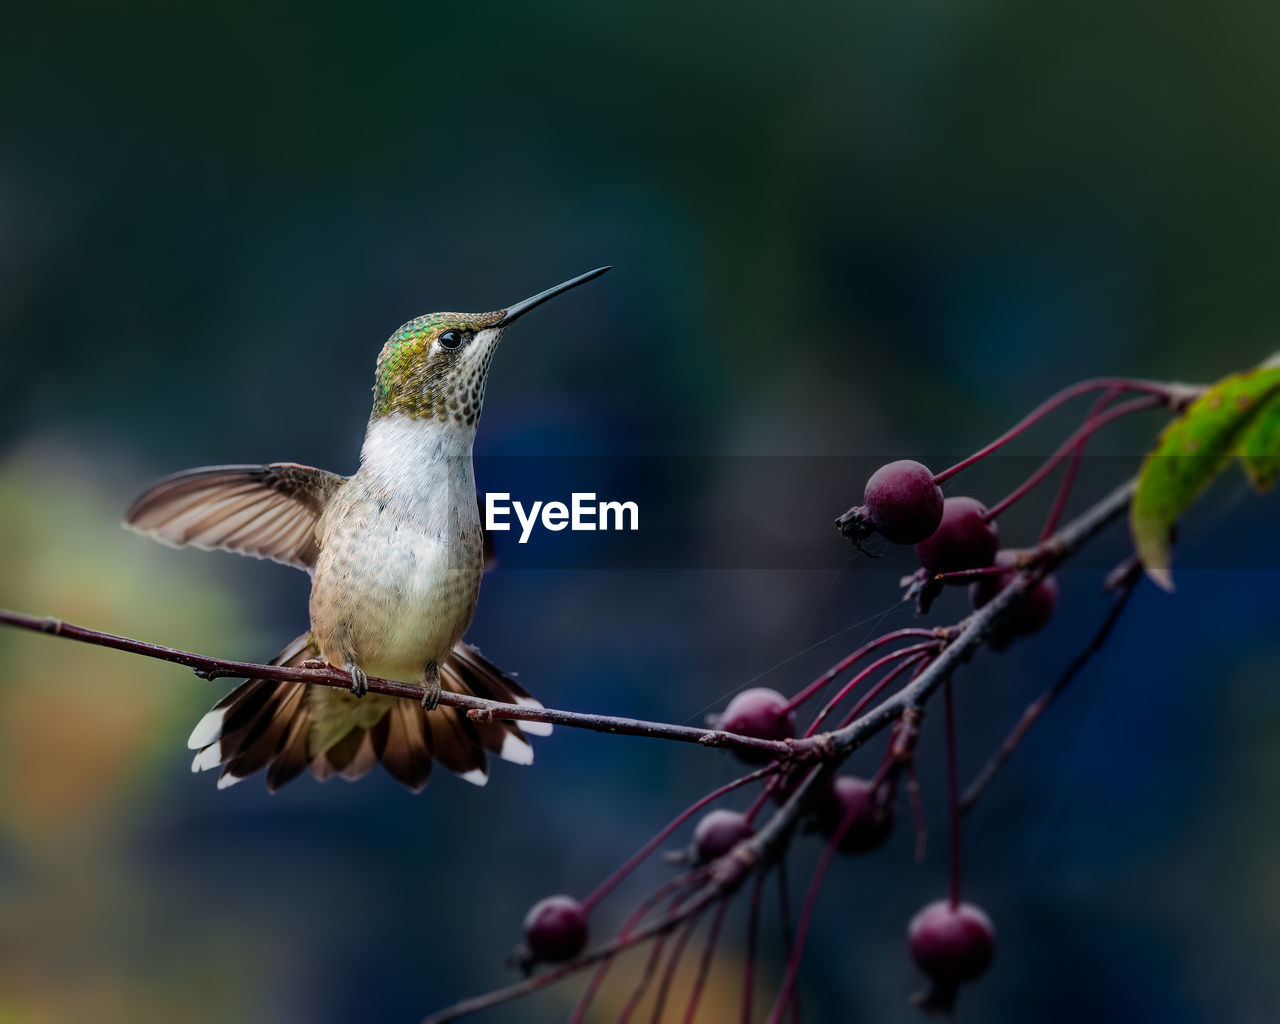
<box><xmin>124</xmin><ymin>267</ymin><xmax>610</xmax><ymax>792</ymax></box>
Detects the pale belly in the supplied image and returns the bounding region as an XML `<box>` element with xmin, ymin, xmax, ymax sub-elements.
<box><xmin>308</xmin><ymin>504</ymin><xmax>483</xmax><ymax>682</ymax></box>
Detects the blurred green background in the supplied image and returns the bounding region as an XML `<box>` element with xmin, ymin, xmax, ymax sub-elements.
<box><xmin>3</xmin><ymin>1</ymin><xmax>1280</xmax><ymax>1022</ymax></box>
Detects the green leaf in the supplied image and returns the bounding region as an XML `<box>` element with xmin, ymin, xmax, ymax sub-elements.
<box><xmin>1237</xmin><ymin>391</ymin><xmax>1280</xmax><ymax>491</ymax></box>
<box><xmin>1130</xmin><ymin>357</ymin><xmax>1280</xmax><ymax>591</ymax></box>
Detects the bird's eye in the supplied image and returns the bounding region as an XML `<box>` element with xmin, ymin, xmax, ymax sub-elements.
<box><xmin>438</xmin><ymin>330</ymin><xmax>468</xmax><ymax>351</ymax></box>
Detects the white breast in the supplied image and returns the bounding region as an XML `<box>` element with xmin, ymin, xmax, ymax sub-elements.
<box><xmin>310</xmin><ymin>413</ymin><xmax>484</xmax><ymax>679</ymax></box>
<box><xmin>359</xmin><ymin>413</ymin><xmax>477</xmax><ymax>512</ymax></box>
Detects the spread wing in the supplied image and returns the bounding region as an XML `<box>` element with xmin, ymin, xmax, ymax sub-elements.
<box><xmin>124</xmin><ymin>463</ymin><xmax>346</xmax><ymax>570</ymax></box>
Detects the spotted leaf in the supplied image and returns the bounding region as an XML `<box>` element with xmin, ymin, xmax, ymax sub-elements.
<box><xmin>1237</xmin><ymin>388</ymin><xmax>1280</xmax><ymax>492</ymax></box>
<box><xmin>1130</xmin><ymin>356</ymin><xmax>1280</xmax><ymax>591</ymax></box>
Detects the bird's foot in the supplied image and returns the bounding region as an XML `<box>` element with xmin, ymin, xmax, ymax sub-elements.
<box><xmin>421</xmin><ymin>674</ymin><xmax>441</xmax><ymax>711</ymax></box>
<box><xmin>347</xmin><ymin>664</ymin><xmax>369</xmax><ymax>698</ymax></box>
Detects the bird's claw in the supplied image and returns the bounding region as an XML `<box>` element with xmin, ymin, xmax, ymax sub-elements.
<box><xmin>347</xmin><ymin>665</ymin><xmax>369</xmax><ymax>698</ymax></box>
<box><xmin>421</xmin><ymin>676</ymin><xmax>441</xmax><ymax>711</ymax></box>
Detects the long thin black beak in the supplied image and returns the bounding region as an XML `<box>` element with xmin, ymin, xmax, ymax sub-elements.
<box><xmin>495</xmin><ymin>266</ymin><xmax>611</xmax><ymax>327</ymax></box>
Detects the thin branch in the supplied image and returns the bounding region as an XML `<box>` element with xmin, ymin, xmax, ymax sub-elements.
<box><xmin>0</xmin><ymin>477</ymin><xmax>1134</xmax><ymax>776</ymax></box>
<box><xmin>0</xmin><ymin>610</ymin><xmax>796</xmax><ymax>760</ymax></box>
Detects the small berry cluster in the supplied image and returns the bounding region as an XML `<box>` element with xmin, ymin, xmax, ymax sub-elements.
<box><xmin>850</xmin><ymin>459</ymin><xmax>1060</xmax><ymax>641</ymax></box>
<box><xmin>457</xmin><ymin>378</ymin><xmax>1175</xmax><ymax>1024</ymax></box>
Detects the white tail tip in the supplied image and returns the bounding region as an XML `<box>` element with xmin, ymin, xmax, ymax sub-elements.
<box><xmin>459</xmin><ymin>768</ymin><xmax>489</xmax><ymax>787</ymax></box>
<box><xmin>187</xmin><ymin>708</ymin><xmax>226</xmax><ymax>750</ymax></box>
<box><xmin>499</xmin><ymin>732</ymin><xmax>535</xmax><ymax>766</ymax></box>
<box><xmin>191</xmin><ymin>744</ymin><xmax>223</xmax><ymax>773</ymax></box>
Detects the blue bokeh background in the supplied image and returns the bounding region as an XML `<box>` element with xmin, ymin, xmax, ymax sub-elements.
<box><xmin>2</xmin><ymin>2</ymin><xmax>1278</xmax><ymax>1022</ymax></box>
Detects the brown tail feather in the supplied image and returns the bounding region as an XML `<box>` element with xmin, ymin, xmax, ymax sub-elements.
<box><xmin>426</xmin><ymin>707</ymin><xmax>489</xmax><ymax>782</ymax></box>
<box><xmin>339</xmin><ymin>732</ymin><xmax>379</xmax><ymax>781</ymax></box>
<box><xmin>219</xmin><ymin>683</ymin><xmax>307</xmax><ymax>784</ymax></box>
<box><xmin>379</xmin><ymin>701</ymin><xmax>433</xmax><ymax>792</ymax></box>
<box><xmin>187</xmin><ymin>635</ymin><xmax>544</xmax><ymax>792</ymax></box>
<box><xmin>324</xmin><ymin>727</ymin><xmax>379</xmax><ymax>781</ymax></box>
<box><xmin>266</xmin><ymin>711</ymin><xmax>312</xmax><ymax>792</ymax></box>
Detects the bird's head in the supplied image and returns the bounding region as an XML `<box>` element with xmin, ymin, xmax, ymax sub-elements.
<box><xmin>371</xmin><ymin>267</ymin><xmax>610</xmax><ymax>428</ymax></box>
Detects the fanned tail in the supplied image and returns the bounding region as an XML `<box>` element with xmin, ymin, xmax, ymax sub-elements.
<box><xmin>187</xmin><ymin>636</ymin><xmax>545</xmax><ymax>793</ymax></box>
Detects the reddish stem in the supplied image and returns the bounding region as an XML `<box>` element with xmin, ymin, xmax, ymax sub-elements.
<box><xmin>933</xmin><ymin>377</ymin><xmax>1170</xmax><ymax>484</ymax></box>
<box><xmin>1039</xmin><ymin>388</ymin><xmax>1119</xmax><ymax>540</ymax></box>
<box><xmin>931</xmin><ymin>565</ymin><xmax>1011</xmax><ymax>583</ymax></box>
<box><xmin>649</xmin><ymin>911</ymin><xmax>703</xmax><ymax>1024</ymax></box>
<box><xmin>961</xmin><ymin>564</ymin><xmax>1140</xmax><ymax>812</ymax></box>
<box><xmin>581</xmin><ymin>765</ymin><xmax>776</xmax><ymax>914</ymax></box>
<box><xmin>618</xmin><ymin>939</ymin><xmax>665</xmax><ymax>1023</ymax></box>
<box><xmin>836</xmin><ymin>651</ymin><xmax>936</xmax><ymax>730</ymax></box>
<box><xmin>682</xmin><ymin>893</ymin><xmax>733</xmax><ymax>1023</ymax></box>
<box><xmin>983</xmin><ymin>395</ymin><xmax>1163</xmax><ymax>522</ymax></box>
<box><xmin>568</xmin><ymin>956</ymin><xmax>611</xmax><ymax>1023</ymax></box>
<box><xmin>782</xmin><ymin>629</ymin><xmax>938</xmax><ymax>713</ymax></box>
<box><xmin>743</xmin><ymin>784</ymin><xmax>774</xmax><ymax>825</ymax></box>
<box><xmin>741</xmin><ymin>869</ymin><xmax>768</xmax><ymax>1024</ymax></box>
<box><xmin>906</xmin><ymin>763</ymin><xmax>927</xmax><ymax>862</ymax></box>
<box><xmin>618</xmin><ymin>885</ymin><xmax>701</xmax><ymax>1023</ymax></box>
<box><xmin>776</xmin><ymin>862</ymin><xmax>801</xmax><ymax>1024</ymax></box>
<box><xmin>945</xmin><ymin>679</ymin><xmax>961</xmax><ymax>910</ymax></box>
<box><xmin>0</xmin><ymin>610</ymin><xmax>796</xmax><ymax>759</ymax></box>
<box><xmin>765</xmin><ymin>763</ymin><xmax>893</xmax><ymax>1024</ymax></box>
<box><xmin>804</xmin><ymin>642</ymin><xmax>941</xmax><ymax>737</ymax></box>
<box><xmin>569</xmin><ymin>875</ymin><xmax>694</xmax><ymax>1024</ymax></box>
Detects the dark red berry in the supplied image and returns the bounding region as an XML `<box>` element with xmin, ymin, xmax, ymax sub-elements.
<box><xmin>863</xmin><ymin>460</ymin><xmax>945</xmax><ymax>544</ymax></box>
<box><xmin>719</xmin><ymin>688</ymin><xmax>796</xmax><ymax>763</ymax></box>
<box><xmin>969</xmin><ymin>551</ymin><xmax>1058</xmax><ymax>645</ymax></box>
<box><xmin>523</xmin><ymin>895</ymin><xmax>588</xmax><ymax>963</ymax></box>
<box><xmin>915</xmin><ymin>497</ymin><xmax>999</xmax><ymax>577</ymax></box>
<box><xmin>692</xmin><ymin>809</ymin><xmax>754</xmax><ymax>863</ymax></box>
<box><xmin>818</xmin><ymin>775</ymin><xmax>894</xmax><ymax>853</ymax></box>
<box><xmin>908</xmin><ymin>900</ymin><xmax>996</xmax><ymax>987</ymax></box>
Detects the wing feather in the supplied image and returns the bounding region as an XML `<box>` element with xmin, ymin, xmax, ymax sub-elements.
<box><xmin>125</xmin><ymin>463</ymin><xmax>345</xmax><ymax>570</ymax></box>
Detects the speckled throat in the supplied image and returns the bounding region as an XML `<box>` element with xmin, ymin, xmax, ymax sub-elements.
<box><xmin>371</xmin><ymin>310</ymin><xmax>506</xmax><ymax>424</ymax></box>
